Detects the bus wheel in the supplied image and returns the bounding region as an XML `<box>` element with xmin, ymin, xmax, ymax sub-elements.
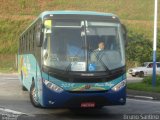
<box><xmin>22</xmin><ymin>85</ymin><xmax>27</xmax><ymax>91</ymax></box>
<box><xmin>30</xmin><ymin>82</ymin><xmax>41</xmax><ymax>107</ymax></box>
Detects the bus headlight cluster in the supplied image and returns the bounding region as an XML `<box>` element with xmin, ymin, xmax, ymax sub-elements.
<box><xmin>111</xmin><ymin>80</ymin><xmax>126</xmax><ymax>92</ymax></box>
<box><xmin>43</xmin><ymin>80</ymin><xmax>63</xmax><ymax>93</ymax></box>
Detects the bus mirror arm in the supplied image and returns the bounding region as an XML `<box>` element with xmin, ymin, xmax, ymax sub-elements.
<box><xmin>36</xmin><ymin>32</ymin><xmax>44</xmax><ymax>47</ymax></box>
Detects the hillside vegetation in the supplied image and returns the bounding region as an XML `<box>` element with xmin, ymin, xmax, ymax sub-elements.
<box><xmin>0</xmin><ymin>0</ymin><xmax>160</xmax><ymax>72</ymax></box>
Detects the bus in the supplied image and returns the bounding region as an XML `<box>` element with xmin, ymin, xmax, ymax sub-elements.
<box><xmin>18</xmin><ymin>11</ymin><xmax>127</xmax><ymax>108</ymax></box>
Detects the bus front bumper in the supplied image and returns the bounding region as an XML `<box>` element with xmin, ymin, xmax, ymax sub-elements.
<box><xmin>40</xmin><ymin>83</ymin><xmax>126</xmax><ymax>108</ymax></box>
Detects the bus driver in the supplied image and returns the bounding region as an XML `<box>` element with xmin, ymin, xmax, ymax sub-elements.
<box><xmin>90</xmin><ymin>41</ymin><xmax>106</xmax><ymax>62</ymax></box>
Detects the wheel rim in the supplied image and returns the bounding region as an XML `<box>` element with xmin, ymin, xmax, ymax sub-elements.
<box><xmin>32</xmin><ymin>87</ymin><xmax>38</xmax><ymax>103</ymax></box>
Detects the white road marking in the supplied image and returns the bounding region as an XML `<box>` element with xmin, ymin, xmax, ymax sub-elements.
<box><xmin>127</xmin><ymin>98</ymin><xmax>160</xmax><ymax>104</ymax></box>
<box><xmin>134</xmin><ymin>95</ymin><xmax>153</xmax><ymax>100</ymax></box>
<box><xmin>0</xmin><ymin>77</ymin><xmax>18</xmax><ymax>80</ymax></box>
<box><xmin>3</xmin><ymin>78</ymin><xmax>17</xmax><ymax>80</ymax></box>
<box><xmin>127</xmin><ymin>95</ymin><xmax>154</xmax><ymax>100</ymax></box>
<box><xmin>0</xmin><ymin>108</ymin><xmax>26</xmax><ymax>115</ymax></box>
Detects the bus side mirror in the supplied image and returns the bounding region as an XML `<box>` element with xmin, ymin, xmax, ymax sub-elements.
<box><xmin>36</xmin><ymin>20</ymin><xmax>51</xmax><ymax>47</ymax></box>
<box><xmin>36</xmin><ymin>25</ymin><xmax>44</xmax><ymax>47</ymax></box>
<box><xmin>36</xmin><ymin>33</ymin><xmax>43</xmax><ymax>47</ymax></box>
<box><xmin>121</xmin><ymin>24</ymin><xmax>128</xmax><ymax>47</ymax></box>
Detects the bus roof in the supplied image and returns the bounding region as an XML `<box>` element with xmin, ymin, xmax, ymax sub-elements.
<box><xmin>20</xmin><ymin>11</ymin><xmax>119</xmax><ymax>37</ymax></box>
<box><xmin>39</xmin><ymin>11</ymin><xmax>118</xmax><ymax>18</ymax></box>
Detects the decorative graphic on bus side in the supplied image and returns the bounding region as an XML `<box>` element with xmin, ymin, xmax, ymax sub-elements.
<box><xmin>19</xmin><ymin>56</ymin><xmax>28</xmax><ymax>78</ymax></box>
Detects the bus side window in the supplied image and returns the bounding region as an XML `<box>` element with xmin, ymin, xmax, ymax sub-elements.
<box><xmin>33</xmin><ymin>27</ymin><xmax>35</xmax><ymax>51</ymax></box>
<box><xmin>27</xmin><ymin>32</ymin><xmax>30</xmax><ymax>52</ymax></box>
<box><xmin>26</xmin><ymin>34</ymin><xmax>28</xmax><ymax>52</ymax></box>
<box><xmin>30</xmin><ymin>31</ymin><xmax>32</xmax><ymax>51</ymax></box>
<box><xmin>32</xmin><ymin>28</ymin><xmax>35</xmax><ymax>51</ymax></box>
<box><xmin>22</xmin><ymin>36</ymin><xmax>24</xmax><ymax>52</ymax></box>
<box><xmin>25</xmin><ymin>34</ymin><xmax>28</xmax><ymax>52</ymax></box>
<box><xmin>21</xmin><ymin>37</ymin><xmax>22</xmax><ymax>53</ymax></box>
<box><xmin>23</xmin><ymin>35</ymin><xmax>26</xmax><ymax>53</ymax></box>
<box><xmin>19</xmin><ymin>38</ymin><xmax>21</xmax><ymax>54</ymax></box>
<box><xmin>28</xmin><ymin>32</ymin><xmax>30</xmax><ymax>52</ymax></box>
<box><xmin>29</xmin><ymin>30</ymin><xmax>32</xmax><ymax>51</ymax></box>
<box><xmin>21</xmin><ymin>38</ymin><xmax>23</xmax><ymax>53</ymax></box>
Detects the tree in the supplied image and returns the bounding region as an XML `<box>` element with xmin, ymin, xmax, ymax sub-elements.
<box><xmin>126</xmin><ymin>31</ymin><xmax>152</xmax><ymax>64</ymax></box>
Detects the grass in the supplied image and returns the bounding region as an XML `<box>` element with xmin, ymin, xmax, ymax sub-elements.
<box><xmin>0</xmin><ymin>18</ymin><xmax>33</xmax><ymax>54</ymax></box>
<box><xmin>127</xmin><ymin>76</ymin><xmax>160</xmax><ymax>93</ymax></box>
<box><xmin>0</xmin><ymin>54</ymin><xmax>17</xmax><ymax>73</ymax></box>
<box><xmin>0</xmin><ymin>0</ymin><xmax>159</xmax><ymax>20</ymax></box>
<box><xmin>0</xmin><ymin>0</ymin><xmax>160</xmax><ymax>72</ymax></box>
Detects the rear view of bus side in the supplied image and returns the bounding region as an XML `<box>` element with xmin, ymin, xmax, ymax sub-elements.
<box><xmin>18</xmin><ymin>11</ymin><xmax>127</xmax><ymax>108</ymax></box>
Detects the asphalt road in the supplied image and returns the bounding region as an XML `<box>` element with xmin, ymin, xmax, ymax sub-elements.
<box><xmin>0</xmin><ymin>74</ymin><xmax>160</xmax><ymax>120</ymax></box>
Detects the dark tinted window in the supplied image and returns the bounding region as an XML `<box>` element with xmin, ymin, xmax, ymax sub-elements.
<box><xmin>148</xmin><ymin>63</ymin><xmax>153</xmax><ymax>68</ymax></box>
<box><xmin>157</xmin><ymin>63</ymin><xmax>160</xmax><ymax>68</ymax></box>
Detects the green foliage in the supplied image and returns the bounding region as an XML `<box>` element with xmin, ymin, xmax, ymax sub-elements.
<box><xmin>143</xmin><ymin>76</ymin><xmax>160</xmax><ymax>86</ymax></box>
<box><xmin>0</xmin><ymin>19</ymin><xmax>32</xmax><ymax>54</ymax></box>
<box><xmin>157</xmin><ymin>31</ymin><xmax>160</xmax><ymax>61</ymax></box>
<box><xmin>127</xmin><ymin>82</ymin><xmax>160</xmax><ymax>93</ymax></box>
<box><xmin>0</xmin><ymin>0</ymin><xmax>159</xmax><ymax>20</ymax></box>
<box><xmin>19</xmin><ymin>0</ymin><xmax>26</xmax><ymax>9</ymax></box>
<box><xmin>126</xmin><ymin>30</ymin><xmax>153</xmax><ymax>64</ymax></box>
<box><xmin>126</xmin><ymin>28</ymin><xmax>160</xmax><ymax>67</ymax></box>
<box><xmin>127</xmin><ymin>76</ymin><xmax>160</xmax><ymax>93</ymax></box>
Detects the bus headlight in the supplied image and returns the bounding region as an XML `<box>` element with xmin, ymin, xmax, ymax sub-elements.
<box><xmin>43</xmin><ymin>80</ymin><xmax>63</xmax><ymax>93</ymax></box>
<box><xmin>111</xmin><ymin>80</ymin><xmax>126</xmax><ymax>92</ymax></box>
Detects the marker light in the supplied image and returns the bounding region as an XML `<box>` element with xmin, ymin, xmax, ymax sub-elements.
<box><xmin>111</xmin><ymin>80</ymin><xmax>126</xmax><ymax>92</ymax></box>
<box><xmin>43</xmin><ymin>80</ymin><xmax>63</xmax><ymax>93</ymax></box>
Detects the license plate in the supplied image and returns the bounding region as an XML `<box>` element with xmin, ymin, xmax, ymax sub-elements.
<box><xmin>81</xmin><ymin>102</ymin><xmax>95</xmax><ymax>108</ymax></box>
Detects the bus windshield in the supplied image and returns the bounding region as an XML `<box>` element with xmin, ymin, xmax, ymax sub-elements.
<box><xmin>43</xmin><ymin>20</ymin><xmax>125</xmax><ymax>72</ymax></box>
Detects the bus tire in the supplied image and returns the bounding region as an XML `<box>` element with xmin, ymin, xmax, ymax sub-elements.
<box><xmin>22</xmin><ymin>85</ymin><xmax>27</xmax><ymax>91</ymax></box>
<box><xmin>30</xmin><ymin>81</ymin><xmax>41</xmax><ymax>107</ymax></box>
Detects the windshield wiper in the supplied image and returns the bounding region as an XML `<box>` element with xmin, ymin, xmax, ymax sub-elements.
<box><xmin>93</xmin><ymin>51</ymin><xmax>110</xmax><ymax>72</ymax></box>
